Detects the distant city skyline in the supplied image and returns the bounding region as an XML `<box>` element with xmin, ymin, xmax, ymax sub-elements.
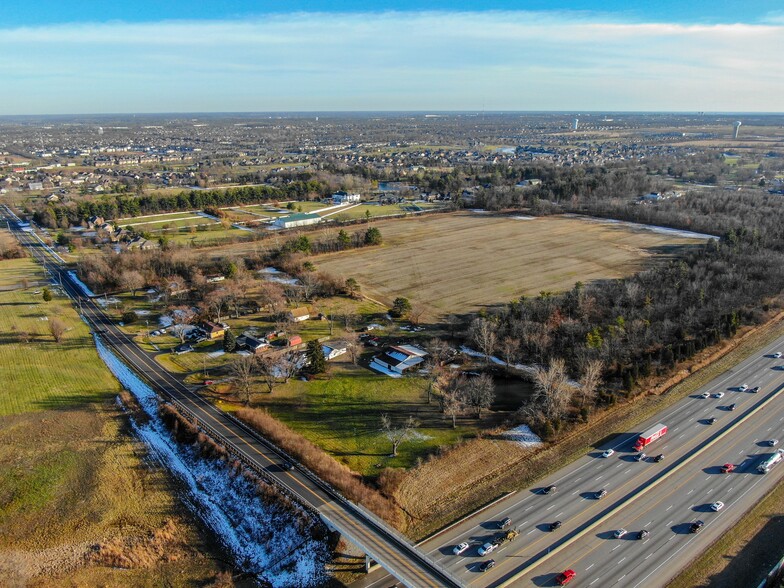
<box><xmin>1</xmin><ymin>3</ymin><xmax>782</xmax><ymax>115</ymax></box>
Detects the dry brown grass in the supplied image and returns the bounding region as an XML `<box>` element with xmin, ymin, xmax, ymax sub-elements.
<box><xmin>312</xmin><ymin>212</ymin><xmax>706</xmax><ymax>319</ymax></box>
<box><xmin>236</xmin><ymin>408</ymin><xmax>402</xmax><ymax>528</ymax></box>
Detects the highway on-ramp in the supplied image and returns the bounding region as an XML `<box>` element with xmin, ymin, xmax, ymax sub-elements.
<box><xmin>356</xmin><ymin>333</ymin><xmax>784</xmax><ymax>588</ymax></box>
<box><xmin>2</xmin><ymin>208</ymin><xmax>462</xmax><ymax>588</ymax></box>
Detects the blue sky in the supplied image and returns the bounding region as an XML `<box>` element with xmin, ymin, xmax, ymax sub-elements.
<box><xmin>1</xmin><ymin>2</ymin><xmax>782</xmax><ymax>114</ymax></box>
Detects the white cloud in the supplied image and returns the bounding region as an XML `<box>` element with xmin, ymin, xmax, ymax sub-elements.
<box><xmin>0</xmin><ymin>11</ymin><xmax>781</xmax><ymax>113</ymax></box>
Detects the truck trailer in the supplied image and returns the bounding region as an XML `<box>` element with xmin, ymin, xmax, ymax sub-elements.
<box><xmin>633</xmin><ymin>424</ymin><xmax>667</xmax><ymax>451</ymax></box>
<box><xmin>758</xmin><ymin>449</ymin><xmax>784</xmax><ymax>473</ymax></box>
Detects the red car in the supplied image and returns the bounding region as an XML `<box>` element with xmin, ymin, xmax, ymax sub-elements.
<box><xmin>720</xmin><ymin>463</ymin><xmax>735</xmax><ymax>473</ymax></box>
<box><xmin>556</xmin><ymin>569</ymin><xmax>576</xmax><ymax>585</ymax></box>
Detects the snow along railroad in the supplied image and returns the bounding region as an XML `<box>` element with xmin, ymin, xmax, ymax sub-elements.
<box><xmin>95</xmin><ymin>336</ymin><xmax>329</xmax><ymax>587</ymax></box>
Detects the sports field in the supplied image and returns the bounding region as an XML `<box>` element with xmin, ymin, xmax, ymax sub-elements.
<box><xmin>314</xmin><ymin>212</ymin><xmax>709</xmax><ymax>319</ymax></box>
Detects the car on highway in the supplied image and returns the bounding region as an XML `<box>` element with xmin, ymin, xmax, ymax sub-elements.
<box><xmin>738</xmin><ymin>384</ymin><xmax>749</xmax><ymax>391</ymax></box>
<box><xmin>601</xmin><ymin>449</ymin><xmax>614</xmax><ymax>458</ymax></box>
<box><xmin>689</xmin><ymin>520</ymin><xmax>705</xmax><ymax>533</ymax></box>
<box><xmin>452</xmin><ymin>542</ymin><xmax>469</xmax><ymax>555</ymax></box>
<box><xmin>542</xmin><ymin>485</ymin><xmax>558</xmax><ymax>494</ymax></box>
<box><xmin>751</xmin><ymin>386</ymin><xmax>761</xmax><ymax>393</ymax></box>
<box><xmin>555</xmin><ymin>569</ymin><xmax>577</xmax><ymax>585</ymax></box>
<box><xmin>499</xmin><ymin>516</ymin><xmax>512</xmax><ymax>529</ymax></box>
<box><xmin>769</xmin><ymin>439</ymin><xmax>779</xmax><ymax>447</ymax></box>
<box><xmin>727</xmin><ymin>403</ymin><xmax>737</xmax><ymax>411</ymax></box>
<box><xmin>595</xmin><ymin>489</ymin><xmax>608</xmax><ymax>499</ymax></box>
<box><xmin>700</xmin><ymin>392</ymin><xmax>710</xmax><ymax>399</ymax></box>
<box><xmin>773</xmin><ymin>352</ymin><xmax>782</xmax><ymax>358</ymax></box>
<box><xmin>281</xmin><ymin>461</ymin><xmax>294</xmax><ymax>471</ymax></box>
<box><xmin>478</xmin><ymin>559</ymin><xmax>496</xmax><ymax>572</ymax></box>
<box><xmin>713</xmin><ymin>392</ymin><xmax>724</xmax><ymax>399</ymax></box>
<box><xmin>720</xmin><ymin>463</ymin><xmax>735</xmax><ymax>473</ymax></box>
<box><xmin>707</xmin><ymin>417</ymin><xmax>717</xmax><ymax>425</ymax></box>
<box><xmin>710</xmin><ymin>501</ymin><xmax>725</xmax><ymax>511</ymax></box>
<box><xmin>637</xmin><ymin>529</ymin><xmax>650</xmax><ymax>540</ymax></box>
<box><xmin>635</xmin><ymin>452</ymin><xmax>647</xmax><ymax>461</ymax></box>
<box><xmin>549</xmin><ymin>520</ymin><xmax>562</xmax><ymax>532</ymax></box>
<box><xmin>654</xmin><ymin>454</ymin><xmax>665</xmax><ymax>462</ymax></box>
<box><xmin>478</xmin><ymin>542</ymin><xmax>497</xmax><ymax>556</ymax></box>
<box><xmin>614</xmin><ymin>528</ymin><xmax>627</xmax><ymax>538</ymax></box>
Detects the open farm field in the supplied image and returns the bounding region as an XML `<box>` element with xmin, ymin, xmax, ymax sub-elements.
<box><xmin>0</xmin><ymin>255</ymin><xmax>46</xmax><ymax>289</ymax></box>
<box><xmin>0</xmin><ymin>264</ymin><xmax>221</xmax><ymax>584</ymax></box>
<box><xmin>314</xmin><ymin>212</ymin><xmax>709</xmax><ymax>319</ymax></box>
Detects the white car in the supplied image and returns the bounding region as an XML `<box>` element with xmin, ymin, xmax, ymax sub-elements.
<box><xmin>710</xmin><ymin>501</ymin><xmax>724</xmax><ymax>512</ymax></box>
<box><xmin>601</xmin><ymin>449</ymin><xmax>615</xmax><ymax>458</ymax></box>
<box><xmin>773</xmin><ymin>352</ymin><xmax>782</xmax><ymax>358</ymax></box>
<box><xmin>614</xmin><ymin>528</ymin><xmax>627</xmax><ymax>538</ymax></box>
<box><xmin>768</xmin><ymin>439</ymin><xmax>779</xmax><ymax>447</ymax></box>
<box><xmin>453</xmin><ymin>542</ymin><xmax>469</xmax><ymax>555</ymax></box>
<box><xmin>478</xmin><ymin>542</ymin><xmax>497</xmax><ymax>556</ymax></box>
<box><xmin>713</xmin><ymin>392</ymin><xmax>724</xmax><ymax>399</ymax></box>
<box><xmin>738</xmin><ymin>384</ymin><xmax>749</xmax><ymax>391</ymax></box>
<box><xmin>635</xmin><ymin>452</ymin><xmax>647</xmax><ymax>462</ymax></box>
<box><xmin>700</xmin><ymin>392</ymin><xmax>710</xmax><ymax>399</ymax></box>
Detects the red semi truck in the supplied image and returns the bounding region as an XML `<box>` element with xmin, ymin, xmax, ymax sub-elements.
<box><xmin>633</xmin><ymin>424</ymin><xmax>667</xmax><ymax>451</ymax></box>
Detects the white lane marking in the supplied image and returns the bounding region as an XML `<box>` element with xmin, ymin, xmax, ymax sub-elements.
<box><xmin>526</xmin><ymin>529</ymin><xmax>535</xmax><ymax>535</ymax></box>
<box><xmin>666</xmin><ymin>505</ymin><xmax>673</xmax><ymax>511</ymax></box>
<box><xmin>616</xmin><ymin>463</ymin><xmax>624</xmax><ymax>468</ymax></box>
<box><xmin>521</xmin><ymin>520</ymin><xmax>528</xmax><ymax>526</ymax></box>
<box><xmin>586</xmin><ymin>563</ymin><xmax>595</xmax><ymax>570</ymax></box>
<box><xmin>687</xmin><ymin>489</ymin><xmax>694</xmax><ymax>495</ymax></box>
<box><xmin>645</xmin><ymin>553</ymin><xmax>653</xmax><ymax>560</ymax></box>
<box><xmin>556</xmin><ymin>512</ymin><xmax>563</xmax><ymax>517</ymax></box>
<box><xmin>523</xmin><ymin>506</ymin><xmax>532</xmax><ymax>512</ymax></box>
<box><xmin>677</xmin><ymin>433</ymin><xmax>686</xmax><ymax>439</ymax></box>
<box><xmin>727</xmin><ymin>488</ymin><xmax>733</xmax><ymax>492</ymax></box>
<box><xmin>618</xmin><ymin>557</ymin><xmax>627</xmax><ymax>564</ymax></box>
<box><xmin>666</xmin><ymin>520</ymin><xmax>673</xmax><ymax>526</ymax></box>
<box><xmin>596</xmin><ymin>475</ymin><xmax>604</xmax><ymax>480</ymax></box>
<box><xmin>612</xmin><ymin>545</ymin><xmax>621</xmax><ymax>551</ymax></box>
<box><xmin>547</xmin><ymin>505</ymin><xmax>555</xmax><ymax>511</ymax></box>
<box><xmin>624</xmin><ymin>468</ymin><xmax>632</xmax><ymax>474</ymax></box>
<box><xmin>618</xmin><ymin>574</ymin><xmax>627</xmax><ymax>582</ymax></box>
<box><xmin>707</xmin><ymin>488</ymin><xmax>714</xmax><ymax>494</ymax></box>
<box><xmin>590</xmin><ymin>579</ymin><xmax>600</xmax><ymax>585</ymax></box>
<box><xmin>572</xmin><ymin>490</ymin><xmax>580</xmax><ymax>495</ymax></box>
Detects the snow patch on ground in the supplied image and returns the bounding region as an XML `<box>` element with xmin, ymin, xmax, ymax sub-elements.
<box><xmin>459</xmin><ymin>346</ymin><xmax>580</xmax><ymax>386</ymax></box>
<box><xmin>562</xmin><ymin>214</ymin><xmax>717</xmax><ymax>241</ymax></box>
<box><xmin>67</xmin><ymin>271</ymin><xmax>96</xmax><ymax>297</ymax></box>
<box><xmin>511</xmin><ymin>215</ymin><xmax>535</xmax><ymax>220</ymax></box>
<box><xmin>502</xmin><ymin>424</ymin><xmax>543</xmax><ymax>448</ymax></box>
<box><xmin>94</xmin><ymin>296</ymin><xmax>121</xmax><ymax>307</ymax></box>
<box><xmin>94</xmin><ymin>337</ymin><xmax>328</xmax><ymax>586</ymax></box>
<box><xmin>259</xmin><ymin>267</ymin><xmax>300</xmax><ymax>285</ymax></box>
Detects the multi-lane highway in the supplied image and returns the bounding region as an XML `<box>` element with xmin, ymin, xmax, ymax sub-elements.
<box><xmin>358</xmin><ymin>334</ymin><xmax>784</xmax><ymax>587</ymax></box>
<box><xmin>2</xmin><ymin>208</ymin><xmax>461</xmax><ymax>588</ymax></box>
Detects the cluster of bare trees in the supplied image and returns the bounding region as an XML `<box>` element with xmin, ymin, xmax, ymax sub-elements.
<box><xmin>437</xmin><ymin>371</ymin><xmax>496</xmax><ymax>427</ymax></box>
<box><xmin>229</xmin><ymin>351</ymin><xmax>301</xmax><ymax>404</ymax></box>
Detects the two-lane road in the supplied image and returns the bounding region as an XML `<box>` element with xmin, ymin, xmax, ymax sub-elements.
<box><xmin>3</xmin><ymin>208</ymin><xmax>462</xmax><ymax>588</ymax></box>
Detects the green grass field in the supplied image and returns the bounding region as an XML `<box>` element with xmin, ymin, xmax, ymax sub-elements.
<box><xmin>0</xmin><ymin>256</ymin><xmax>47</xmax><ymax>288</ymax></box>
<box><xmin>246</xmin><ymin>361</ymin><xmax>473</xmax><ymax>476</ymax></box>
<box><xmin>0</xmin><ymin>262</ymin><xmax>220</xmax><ymax>584</ymax></box>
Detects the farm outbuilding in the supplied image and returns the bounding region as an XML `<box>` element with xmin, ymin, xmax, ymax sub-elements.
<box><xmin>273</xmin><ymin>212</ymin><xmax>321</xmax><ymax>229</ymax></box>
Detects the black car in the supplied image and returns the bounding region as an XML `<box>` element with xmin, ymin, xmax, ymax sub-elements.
<box><xmin>479</xmin><ymin>559</ymin><xmax>496</xmax><ymax>572</ymax></box>
<box><xmin>750</xmin><ymin>386</ymin><xmax>760</xmax><ymax>393</ymax></box>
<box><xmin>689</xmin><ymin>520</ymin><xmax>705</xmax><ymax>533</ymax></box>
<box><xmin>728</xmin><ymin>403</ymin><xmax>737</xmax><ymax>411</ymax></box>
<box><xmin>637</xmin><ymin>529</ymin><xmax>650</xmax><ymax>540</ymax></box>
<box><xmin>542</xmin><ymin>485</ymin><xmax>558</xmax><ymax>494</ymax></box>
<box><xmin>549</xmin><ymin>520</ymin><xmax>562</xmax><ymax>532</ymax></box>
<box><xmin>654</xmin><ymin>454</ymin><xmax>664</xmax><ymax>463</ymax></box>
<box><xmin>706</xmin><ymin>417</ymin><xmax>717</xmax><ymax>425</ymax></box>
<box><xmin>281</xmin><ymin>461</ymin><xmax>294</xmax><ymax>471</ymax></box>
<box><xmin>595</xmin><ymin>489</ymin><xmax>608</xmax><ymax>500</ymax></box>
<box><xmin>499</xmin><ymin>516</ymin><xmax>512</xmax><ymax>529</ymax></box>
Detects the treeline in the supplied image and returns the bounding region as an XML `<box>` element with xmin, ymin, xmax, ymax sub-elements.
<box><xmin>32</xmin><ymin>180</ymin><xmax>328</xmax><ymax>228</ymax></box>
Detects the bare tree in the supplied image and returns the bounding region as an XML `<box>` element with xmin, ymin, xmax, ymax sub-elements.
<box><xmin>230</xmin><ymin>355</ymin><xmax>257</xmax><ymax>405</ymax></box>
<box><xmin>424</xmin><ymin>338</ymin><xmax>451</xmax><ymax>404</ymax></box>
<box><xmin>465</xmin><ymin>373</ymin><xmax>496</xmax><ymax>418</ymax></box>
<box><xmin>203</xmin><ymin>289</ymin><xmax>229</xmax><ymax>324</ymax></box>
<box><xmin>256</xmin><ymin>350</ymin><xmax>301</xmax><ymax>393</ymax></box>
<box><xmin>343</xmin><ymin>330</ymin><xmax>361</xmax><ymax>365</ymax></box>
<box><xmin>121</xmin><ymin>269</ymin><xmax>145</xmax><ymax>297</ymax></box>
<box><xmin>380</xmin><ymin>414</ymin><xmax>420</xmax><ymax>457</ymax></box>
<box><xmin>408</xmin><ymin>305</ymin><xmax>426</xmax><ymax>326</ymax></box>
<box><xmin>531</xmin><ymin>358</ymin><xmax>575</xmax><ymax>420</ymax></box>
<box><xmin>170</xmin><ymin>306</ymin><xmax>196</xmax><ymax>343</ymax></box>
<box><xmin>500</xmin><ymin>336</ymin><xmax>520</xmax><ymax>368</ymax></box>
<box><xmin>48</xmin><ymin>317</ymin><xmax>67</xmax><ymax>343</ymax></box>
<box><xmin>469</xmin><ymin>317</ymin><xmax>497</xmax><ymax>362</ymax></box>
<box><xmin>257</xmin><ymin>354</ymin><xmax>280</xmax><ymax>394</ymax></box>
<box><xmin>439</xmin><ymin>372</ymin><xmax>468</xmax><ymax>428</ymax></box>
<box><xmin>578</xmin><ymin>359</ymin><xmax>604</xmax><ymax>407</ymax></box>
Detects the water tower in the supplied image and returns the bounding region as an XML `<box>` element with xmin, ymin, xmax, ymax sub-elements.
<box><xmin>573</xmin><ymin>118</ymin><xmax>579</xmax><ymax>131</ymax></box>
<box><xmin>733</xmin><ymin>121</ymin><xmax>741</xmax><ymax>139</ymax></box>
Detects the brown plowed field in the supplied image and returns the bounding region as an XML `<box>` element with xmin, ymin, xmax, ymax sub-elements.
<box><xmin>314</xmin><ymin>212</ymin><xmax>708</xmax><ymax>319</ymax></box>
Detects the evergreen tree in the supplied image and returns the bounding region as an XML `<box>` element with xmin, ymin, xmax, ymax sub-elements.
<box><xmin>223</xmin><ymin>329</ymin><xmax>237</xmax><ymax>353</ymax></box>
<box><xmin>364</xmin><ymin>227</ymin><xmax>382</xmax><ymax>246</ymax></box>
<box><xmin>42</xmin><ymin>287</ymin><xmax>52</xmax><ymax>302</ymax></box>
<box><xmin>306</xmin><ymin>340</ymin><xmax>326</xmax><ymax>374</ymax></box>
